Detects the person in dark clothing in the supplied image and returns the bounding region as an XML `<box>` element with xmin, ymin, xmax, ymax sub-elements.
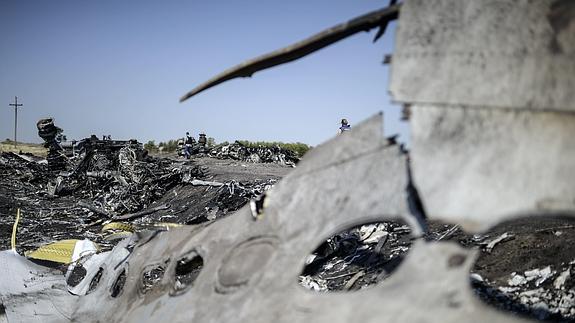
<box><xmin>184</xmin><ymin>132</ymin><xmax>195</xmax><ymax>159</ymax></box>
<box><xmin>339</xmin><ymin>119</ymin><xmax>351</xmax><ymax>133</ymax></box>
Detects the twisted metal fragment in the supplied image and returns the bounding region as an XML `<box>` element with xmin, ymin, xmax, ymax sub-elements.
<box><xmin>180</xmin><ymin>4</ymin><xmax>401</xmax><ymax>102</ymax></box>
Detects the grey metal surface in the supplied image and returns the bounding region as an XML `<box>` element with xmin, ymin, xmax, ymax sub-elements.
<box><xmin>0</xmin><ymin>251</ymin><xmax>74</xmax><ymax>323</ymax></box>
<box><xmin>390</xmin><ymin>0</ymin><xmax>575</xmax><ymax>111</ymax></box>
<box><xmin>390</xmin><ymin>0</ymin><xmax>575</xmax><ymax>232</ymax></box>
<box><xmin>410</xmin><ymin>105</ymin><xmax>575</xmax><ymax>232</ymax></box>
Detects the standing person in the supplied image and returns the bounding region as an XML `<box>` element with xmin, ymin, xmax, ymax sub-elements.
<box><xmin>339</xmin><ymin>118</ymin><xmax>351</xmax><ymax>133</ymax></box>
<box><xmin>184</xmin><ymin>132</ymin><xmax>195</xmax><ymax>159</ymax></box>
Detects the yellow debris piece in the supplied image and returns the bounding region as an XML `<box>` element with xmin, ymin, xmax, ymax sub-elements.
<box><xmin>102</xmin><ymin>222</ymin><xmax>134</xmax><ymax>233</ymax></box>
<box><xmin>26</xmin><ymin>239</ymin><xmax>79</xmax><ymax>263</ymax></box>
<box><xmin>11</xmin><ymin>208</ymin><xmax>20</xmax><ymax>251</ymax></box>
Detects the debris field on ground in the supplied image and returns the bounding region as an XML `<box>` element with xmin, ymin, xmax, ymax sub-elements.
<box><xmin>2</xmin><ymin>143</ymin><xmax>575</xmax><ymax>321</ymax></box>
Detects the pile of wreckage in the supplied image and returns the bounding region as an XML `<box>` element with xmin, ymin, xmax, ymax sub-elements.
<box><xmin>35</xmin><ymin>118</ymin><xmax>195</xmax><ymax>216</ymax></box>
<box><xmin>467</xmin><ymin>222</ymin><xmax>575</xmax><ymax>321</ymax></box>
<box><xmin>473</xmin><ymin>264</ymin><xmax>575</xmax><ymax>321</ymax></box>
<box><xmin>0</xmin><ymin>119</ymin><xmax>281</xmax><ymax>254</ymax></box>
<box><xmin>3</xmin><ymin>115</ymin><xmax>574</xmax><ymax>322</ymax></box>
<box><xmin>207</xmin><ymin>141</ymin><xmax>299</xmax><ymax>166</ymax></box>
<box><xmin>176</xmin><ymin>134</ymin><xmax>299</xmax><ymax>166</ymax></box>
<box><xmin>300</xmin><ymin>221</ymin><xmax>413</xmax><ymax>292</ymax></box>
<box><xmin>300</xmin><ymin>217</ymin><xmax>575</xmax><ymax>321</ymax></box>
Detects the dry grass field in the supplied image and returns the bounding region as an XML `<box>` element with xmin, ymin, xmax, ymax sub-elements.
<box><xmin>0</xmin><ymin>141</ymin><xmax>46</xmax><ymax>157</ymax></box>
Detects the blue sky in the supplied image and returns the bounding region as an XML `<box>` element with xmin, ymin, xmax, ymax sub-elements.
<box><xmin>0</xmin><ymin>1</ymin><xmax>408</xmax><ymax>146</ymax></box>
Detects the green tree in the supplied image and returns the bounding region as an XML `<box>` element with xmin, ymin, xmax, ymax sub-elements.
<box><xmin>144</xmin><ymin>140</ymin><xmax>158</xmax><ymax>152</ymax></box>
<box><xmin>164</xmin><ymin>140</ymin><xmax>179</xmax><ymax>152</ymax></box>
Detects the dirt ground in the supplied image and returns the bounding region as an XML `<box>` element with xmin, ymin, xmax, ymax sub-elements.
<box><xmin>0</xmin><ymin>142</ymin><xmax>46</xmax><ymax>156</ymax></box>
<box><xmin>469</xmin><ymin>217</ymin><xmax>575</xmax><ymax>284</ymax></box>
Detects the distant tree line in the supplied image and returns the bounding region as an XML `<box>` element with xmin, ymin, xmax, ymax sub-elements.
<box><xmin>144</xmin><ymin>139</ymin><xmax>179</xmax><ymax>153</ymax></box>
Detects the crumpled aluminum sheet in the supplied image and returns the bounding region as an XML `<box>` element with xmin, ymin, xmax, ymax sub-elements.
<box><xmin>0</xmin><ymin>250</ymin><xmax>73</xmax><ymax>323</ymax></box>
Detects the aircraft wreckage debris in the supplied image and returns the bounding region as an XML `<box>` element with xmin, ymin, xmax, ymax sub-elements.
<box><xmin>1</xmin><ymin>115</ymin><xmax>574</xmax><ymax>322</ymax></box>
<box><xmin>0</xmin><ymin>138</ymin><xmax>284</xmax><ymax>253</ymax></box>
<box><xmin>2</xmin><ymin>0</ymin><xmax>575</xmax><ymax>322</ymax></box>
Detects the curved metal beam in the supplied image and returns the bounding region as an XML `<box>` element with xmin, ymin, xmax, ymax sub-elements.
<box><xmin>180</xmin><ymin>4</ymin><xmax>401</xmax><ymax>102</ymax></box>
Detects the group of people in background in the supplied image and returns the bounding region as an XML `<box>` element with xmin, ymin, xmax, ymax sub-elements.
<box><xmin>183</xmin><ymin>132</ymin><xmax>208</xmax><ymax>159</ymax></box>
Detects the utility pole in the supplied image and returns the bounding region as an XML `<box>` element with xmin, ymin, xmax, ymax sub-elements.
<box><xmin>9</xmin><ymin>96</ymin><xmax>23</xmax><ymax>148</ymax></box>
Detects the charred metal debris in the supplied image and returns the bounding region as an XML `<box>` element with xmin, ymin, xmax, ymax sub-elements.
<box><xmin>473</xmin><ymin>263</ymin><xmax>575</xmax><ymax>321</ymax></box>
<box><xmin>2</xmin><ymin>1</ymin><xmax>575</xmax><ymax>323</ymax></box>
<box><xmin>4</xmin><ymin>114</ymin><xmax>575</xmax><ymax>322</ymax></box>
<box><xmin>177</xmin><ymin>138</ymin><xmax>300</xmax><ymax>166</ymax></box>
<box><xmin>207</xmin><ymin>141</ymin><xmax>299</xmax><ymax>166</ymax></box>
<box><xmin>0</xmin><ymin>120</ymin><xmax>282</xmax><ymax>253</ymax></box>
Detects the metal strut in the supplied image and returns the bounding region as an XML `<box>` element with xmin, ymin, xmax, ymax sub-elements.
<box><xmin>180</xmin><ymin>4</ymin><xmax>401</xmax><ymax>102</ymax></box>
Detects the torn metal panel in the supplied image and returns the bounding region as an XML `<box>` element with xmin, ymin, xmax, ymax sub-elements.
<box><xmin>70</xmin><ymin>114</ymin><xmax>436</xmax><ymax>322</ymax></box>
<box><xmin>411</xmin><ymin>105</ymin><xmax>575</xmax><ymax>232</ymax></box>
<box><xmin>67</xmin><ymin>252</ymin><xmax>110</xmax><ymax>295</ymax></box>
<box><xmin>69</xmin><ymin>114</ymin><xmax>533</xmax><ymax>322</ymax></box>
<box><xmin>0</xmin><ymin>250</ymin><xmax>75</xmax><ymax>322</ymax></box>
<box><xmin>75</xmin><ymin>240</ymin><xmax>530</xmax><ymax>322</ymax></box>
<box><xmin>294</xmin><ymin>113</ymin><xmax>386</xmax><ymax>175</ymax></box>
<box><xmin>390</xmin><ymin>0</ymin><xmax>575</xmax><ymax>111</ymax></box>
<box><xmin>0</xmin><ymin>111</ymin><xmax>549</xmax><ymax>322</ymax></box>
